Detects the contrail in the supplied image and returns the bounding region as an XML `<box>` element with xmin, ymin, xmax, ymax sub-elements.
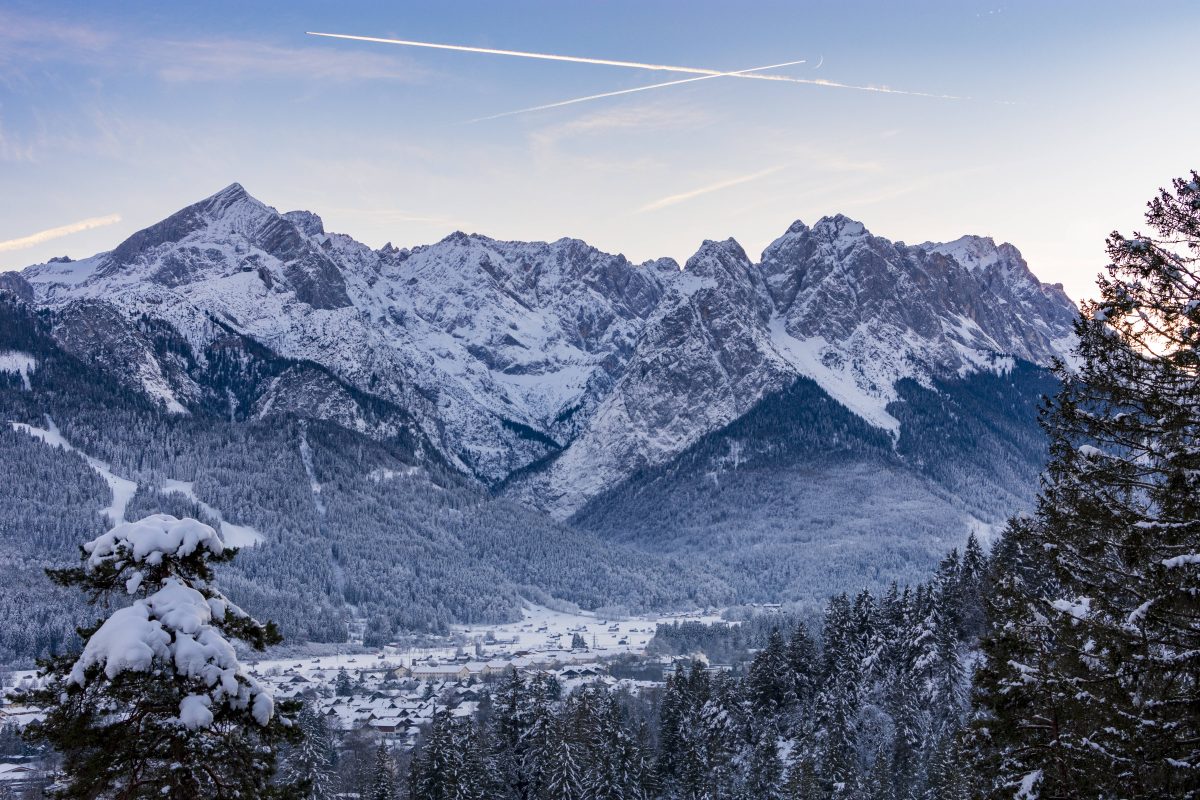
<box><xmin>0</xmin><ymin>213</ymin><xmax>122</xmax><ymax>253</ymax></box>
<box><xmin>308</xmin><ymin>31</ymin><xmax>791</xmax><ymax>81</ymax></box>
<box><xmin>638</xmin><ymin>167</ymin><xmax>785</xmax><ymax>213</ymax></box>
<box><xmin>306</xmin><ymin>32</ymin><xmax>964</xmax><ymax>99</ymax></box>
<box><xmin>468</xmin><ymin>60</ymin><xmax>808</xmax><ymax>123</ymax></box>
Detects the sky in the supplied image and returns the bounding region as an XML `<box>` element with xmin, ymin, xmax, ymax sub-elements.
<box><xmin>1</xmin><ymin>1</ymin><xmax>1198</xmax><ymax>302</ymax></box>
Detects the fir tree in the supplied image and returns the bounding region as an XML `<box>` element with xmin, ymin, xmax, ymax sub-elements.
<box><xmin>782</xmin><ymin>750</ymin><xmax>821</xmax><ymax>800</ymax></box>
<box><xmin>741</xmin><ymin>731</ymin><xmax>784</xmax><ymax>800</ymax></box>
<box><xmin>785</xmin><ymin>623</ymin><xmax>818</xmax><ymax>712</ymax></box>
<box><xmin>283</xmin><ymin>703</ymin><xmax>337</xmax><ymax>799</ymax></box>
<box><xmin>973</xmin><ymin>171</ymin><xmax>1200</xmax><ymax>798</ymax></box>
<box><xmin>748</xmin><ymin>629</ymin><xmax>791</xmax><ymax>716</ymax></box>
<box><xmin>815</xmin><ymin>594</ymin><xmax>863</xmax><ymax>794</ymax></box>
<box><xmin>335</xmin><ymin>667</ymin><xmax>354</xmax><ymax>697</ymax></box>
<box><xmin>367</xmin><ymin>742</ymin><xmax>397</xmax><ymax>800</ymax></box>
<box><xmin>19</xmin><ymin>514</ymin><xmax>300</xmax><ymax>799</ymax></box>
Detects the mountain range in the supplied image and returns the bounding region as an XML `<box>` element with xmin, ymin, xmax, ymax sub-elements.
<box><xmin>0</xmin><ymin>183</ymin><xmax>1078</xmax><ymax>657</ymax></box>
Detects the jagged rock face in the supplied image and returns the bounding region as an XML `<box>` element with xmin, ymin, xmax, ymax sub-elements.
<box><xmin>18</xmin><ymin>185</ymin><xmax>677</xmax><ymax>482</ymax></box>
<box><xmin>14</xmin><ymin>184</ymin><xmax>1079</xmax><ymax>515</ymax></box>
<box><xmin>504</xmin><ymin>240</ymin><xmax>793</xmax><ymax>514</ymax></box>
<box><xmin>0</xmin><ymin>272</ymin><xmax>33</xmax><ymax>303</ymax></box>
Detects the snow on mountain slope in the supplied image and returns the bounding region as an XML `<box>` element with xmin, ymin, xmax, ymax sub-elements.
<box><xmin>21</xmin><ymin>185</ymin><xmax>674</xmax><ymax>482</ymax></box>
<box><xmin>509</xmin><ymin>217</ymin><xmax>1077</xmax><ymax>517</ymax></box>
<box><xmin>0</xmin><ymin>351</ymin><xmax>36</xmax><ymax>390</ymax></box>
<box><xmin>16</xmin><ymin>184</ymin><xmax>1078</xmax><ymax>518</ymax></box>
<box><xmin>10</xmin><ymin>416</ymin><xmax>137</xmax><ymax>526</ymax></box>
<box><xmin>504</xmin><ymin>238</ymin><xmax>798</xmax><ymax>515</ymax></box>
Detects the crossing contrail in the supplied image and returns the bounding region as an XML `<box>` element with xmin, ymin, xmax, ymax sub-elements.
<box><xmin>306</xmin><ymin>32</ymin><xmax>965</xmax><ymax>99</ymax></box>
<box><xmin>467</xmin><ymin>60</ymin><xmax>809</xmax><ymax>123</ymax></box>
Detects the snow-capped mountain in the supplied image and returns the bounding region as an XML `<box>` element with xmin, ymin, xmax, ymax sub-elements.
<box><xmin>14</xmin><ymin>183</ymin><xmax>1077</xmax><ymax>518</ymax></box>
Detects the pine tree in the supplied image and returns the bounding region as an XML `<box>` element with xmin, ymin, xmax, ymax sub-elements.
<box><xmin>748</xmin><ymin>629</ymin><xmax>791</xmax><ymax>715</ymax></box>
<box><xmin>785</xmin><ymin>623</ymin><xmax>818</xmax><ymax>712</ymax></box>
<box><xmin>335</xmin><ymin>667</ymin><xmax>354</xmax><ymax>697</ymax></box>
<box><xmin>538</xmin><ymin>714</ymin><xmax>585</xmax><ymax>800</ymax></box>
<box><xmin>925</xmin><ymin>555</ymin><xmax>966</xmax><ymax>744</ymax></box>
<box><xmin>815</xmin><ymin>594</ymin><xmax>863</xmax><ymax>794</ymax></box>
<box><xmin>741</xmin><ymin>731</ymin><xmax>784</xmax><ymax>800</ymax></box>
<box><xmin>957</xmin><ymin>534</ymin><xmax>988</xmax><ymax>641</ymax></box>
<box><xmin>367</xmin><ymin>742</ymin><xmax>396</xmax><ymax>800</ymax></box>
<box><xmin>782</xmin><ymin>749</ymin><xmax>821</xmax><ymax>800</ymax></box>
<box><xmin>967</xmin><ymin>519</ymin><xmax>1069</xmax><ymax>799</ymax></box>
<box><xmin>973</xmin><ymin>172</ymin><xmax>1200</xmax><ymax>798</ymax></box>
<box><xmin>490</xmin><ymin>667</ymin><xmax>531</xmax><ymax>798</ymax></box>
<box><xmin>19</xmin><ymin>514</ymin><xmax>300</xmax><ymax>799</ymax></box>
<box><xmin>283</xmin><ymin>704</ymin><xmax>337</xmax><ymax>799</ymax></box>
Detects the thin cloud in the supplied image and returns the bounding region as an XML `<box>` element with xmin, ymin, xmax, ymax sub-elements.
<box><xmin>0</xmin><ymin>214</ymin><xmax>122</xmax><ymax>253</ymax></box>
<box><xmin>156</xmin><ymin>39</ymin><xmax>424</xmax><ymax>83</ymax></box>
<box><xmin>639</xmin><ymin>167</ymin><xmax>785</xmax><ymax>213</ymax></box>
<box><xmin>531</xmin><ymin>103</ymin><xmax>713</xmax><ymax>149</ymax></box>
<box><xmin>0</xmin><ymin>12</ymin><xmax>423</xmax><ymax>85</ymax></box>
<box><xmin>469</xmin><ymin>59</ymin><xmax>808</xmax><ymax>123</ymax></box>
<box><xmin>309</xmin><ymin>32</ymin><xmax>966</xmax><ymax>100</ymax></box>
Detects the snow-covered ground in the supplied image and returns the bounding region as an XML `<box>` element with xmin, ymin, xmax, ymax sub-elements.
<box><xmin>10</xmin><ymin>416</ymin><xmax>136</xmax><ymax>525</ymax></box>
<box><xmin>160</xmin><ymin>479</ymin><xmax>264</xmax><ymax>547</ymax></box>
<box><xmin>244</xmin><ymin>603</ymin><xmax>724</xmax><ymax>681</ymax></box>
<box><xmin>0</xmin><ymin>351</ymin><xmax>36</xmax><ymax>390</ymax></box>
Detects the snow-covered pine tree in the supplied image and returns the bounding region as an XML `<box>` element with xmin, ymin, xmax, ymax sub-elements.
<box><xmin>957</xmin><ymin>534</ymin><xmax>988</xmax><ymax>641</ymax></box>
<box><xmin>974</xmin><ymin>171</ymin><xmax>1200</xmax><ymax>797</ymax></box>
<box><xmin>366</xmin><ymin>742</ymin><xmax>397</xmax><ymax>800</ymax></box>
<box><xmin>815</xmin><ymin>594</ymin><xmax>864</xmax><ymax>795</ymax></box>
<box><xmin>785</xmin><ymin>622</ymin><xmax>818</xmax><ymax>713</ymax></box>
<box><xmin>20</xmin><ymin>514</ymin><xmax>299</xmax><ymax>799</ymax></box>
<box><xmin>967</xmin><ymin>518</ymin><xmax>1067</xmax><ymax>800</ymax></box>
<box><xmin>924</xmin><ymin>554</ymin><xmax>967</xmax><ymax>745</ymax></box>
<box><xmin>538</xmin><ymin>713</ymin><xmax>585</xmax><ymax>800</ymax></box>
<box><xmin>740</xmin><ymin>730</ymin><xmax>784</xmax><ymax>800</ymax></box>
<box><xmin>335</xmin><ymin>667</ymin><xmax>354</xmax><ymax>697</ymax></box>
<box><xmin>748</xmin><ymin>629</ymin><xmax>791</xmax><ymax>716</ymax></box>
<box><xmin>282</xmin><ymin>703</ymin><xmax>336</xmax><ymax>799</ymax></box>
<box><xmin>782</xmin><ymin>748</ymin><xmax>820</xmax><ymax>800</ymax></box>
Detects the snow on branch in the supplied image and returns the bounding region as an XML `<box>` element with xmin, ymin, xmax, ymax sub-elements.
<box><xmin>66</xmin><ymin>515</ymin><xmax>275</xmax><ymax>728</ymax></box>
<box><xmin>84</xmin><ymin>513</ymin><xmax>224</xmax><ymax>569</ymax></box>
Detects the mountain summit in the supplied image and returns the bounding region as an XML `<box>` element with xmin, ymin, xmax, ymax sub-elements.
<box><xmin>15</xmin><ymin>184</ymin><xmax>1076</xmax><ymax>519</ymax></box>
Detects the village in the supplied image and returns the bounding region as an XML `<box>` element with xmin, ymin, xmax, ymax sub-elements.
<box><xmin>241</xmin><ymin>604</ymin><xmax>728</xmax><ymax>748</ymax></box>
<box><xmin>0</xmin><ymin>604</ymin><xmax>730</xmax><ymax>789</ymax></box>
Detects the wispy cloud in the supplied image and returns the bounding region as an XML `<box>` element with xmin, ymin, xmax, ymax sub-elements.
<box><xmin>0</xmin><ymin>119</ymin><xmax>35</xmax><ymax>163</ymax></box>
<box><xmin>0</xmin><ymin>214</ymin><xmax>122</xmax><ymax>253</ymax></box>
<box><xmin>0</xmin><ymin>12</ymin><xmax>423</xmax><ymax>85</ymax></box>
<box><xmin>638</xmin><ymin>167</ymin><xmax>786</xmax><ymax>212</ymax></box>
<box><xmin>530</xmin><ymin>102</ymin><xmax>713</xmax><ymax>151</ymax></box>
<box><xmin>156</xmin><ymin>39</ymin><xmax>424</xmax><ymax>83</ymax></box>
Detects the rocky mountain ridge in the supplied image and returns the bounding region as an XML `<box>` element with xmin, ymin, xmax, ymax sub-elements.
<box><xmin>13</xmin><ymin>183</ymin><xmax>1077</xmax><ymax>518</ymax></box>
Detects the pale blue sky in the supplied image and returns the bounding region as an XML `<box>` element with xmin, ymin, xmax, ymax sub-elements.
<box><xmin>1</xmin><ymin>1</ymin><xmax>1197</xmax><ymax>301</ymax></box>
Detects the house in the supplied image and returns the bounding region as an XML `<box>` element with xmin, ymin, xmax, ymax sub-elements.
<box><xmin>409</xmin><ymin>663</ymin><xmax>471</xmax><ymax>682</ymax></box>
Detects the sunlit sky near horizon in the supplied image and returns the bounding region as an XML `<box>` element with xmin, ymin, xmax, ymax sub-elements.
<box><xmin>2</xmin><ymin>1</ymin><xmax>1198</xmax><ymax>302</ymax></box>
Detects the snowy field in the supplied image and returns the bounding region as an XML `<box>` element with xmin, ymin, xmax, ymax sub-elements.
<box><xmin>244</xmin><ymin>603</ymin><xmax>726</xmax><ymax>680</ymax></box>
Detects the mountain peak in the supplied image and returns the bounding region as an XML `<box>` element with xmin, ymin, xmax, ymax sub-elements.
<box><xmin>200</xmin><ymin>182</ymin><xmax>255</xmax><ymax>214</ymax></box>
<box><xmin>283</xmin><ymin>210</ymin><xmax>325</xmax><ymax>237</ymax></box>
<box><xmin>812</xmin><ymin>214</ymin><xmax>869</xmax><ymax>240</ymax></box>
<box><xmin>921</xmin><ymin>235</ymin><xmax>1009</xmax><ymax>271</ymax></box>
